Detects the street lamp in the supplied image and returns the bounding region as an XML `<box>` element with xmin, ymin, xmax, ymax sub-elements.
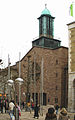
<box><xmin>7</xmin><ymin>79</ymin><xmax>15</xmax><ymax>102</ymax></box>
<box><xmin>16</xmin><ymin>78</ymin><xmax>23</xmax><ymax>82</ymax></box>
<box><xmin>15</xmin><ymin>77</ymin><xmax>23</xmax><ymax>108</ymax></box>
<box><xmin>8</xmin><ymin>79</ymin><xmax>14</xmax><ymax>84</ymax></box>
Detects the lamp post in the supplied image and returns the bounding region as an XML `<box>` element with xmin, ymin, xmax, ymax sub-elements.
<box><xmin>34</xmin><ymin>52</ymin><xmax>36</xmax><ymax>107</ymax></box>
<box><xmin>8</xmin><ymin>54</ymin><xmax>11</xmax><ymax>101</ymax></box>
<box><xmin>15</xmin><ymin>77</ymin><xmax>23</xmax><ymax>108</ymax></box>
<box><xmin>7</xmin><ymin>79</ymin><xmax>16</xmax><ymax>103</ymax></box>
<box><xmin>27</xmin><ymin>55</ymin><xmax>31</xmax><ymax>104</ymax></box>
<box><xmin>16</xmin><ymin>52</ymin><xmax>23</xmax><ymax>108</ymax></box>
<box><xmin>40</xmin><ymin>57</ymin><xmax>44</xmax><ymax>116</ymax></box>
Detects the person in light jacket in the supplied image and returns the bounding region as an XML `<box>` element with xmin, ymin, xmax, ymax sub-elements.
<box><xmin>58</xmin><ymin>108</ymin><xmax>70</xmax><ymax>120</ymax></box>
<box><xmin>45</xmin><ymin>106</ymin><xmax>57</xmax><ymax>120</ymax></box>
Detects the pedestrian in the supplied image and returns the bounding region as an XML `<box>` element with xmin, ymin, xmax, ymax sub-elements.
<box><xmin>31</xmin><ymin>102</ymin><xmax>34</xmax><ymax>110</ymax></box>
<box><xmin>13</xmin><ymin>103</ymin><xmax>21</xmax><ymax>120</ymax></box>
<box><xmin>0</xmin><ymin>99</ymin><xmax>1</xmax><ymax>112</ymax></box>
<box><xmin>5</xmin><ymin>99</ymin><xmax>9</xmax><ymax>113</ymax></box>
<box><xmin>45</xmin><ymin>106</ymin><xmax>57</xmax><ymax>120</ymax></box>
<box><xmin>22</xmin><ymin>101</ymin><xmax>24</xmax><ymax>109</ymax></box>
<box><xmin>9</xmin><ymin>100</ymin><xmax>15</xmax><ymax>120</ymax></box>
<box><xmin>58</xmin><ymin>108</ymin><xmax>70</xmax><ymax>120</ymax></box>
<box><xmin>34</xmin><ymin>104</ymin><xmax>39</xmax><ymax>119</ymax></box>
<box><xmin>55</xmin><ymin>104</ymin><xmax>59</xmax><ymax>114</ymax></box>
<box><xmin>27</xmin><ymin>102</ymin><xmax>31</xmax><ymax>112</ymax></box>
<box><xmin>1</xmin><ymin>100</ymin><xmax>4</xmax><ymax>113</ymax></box>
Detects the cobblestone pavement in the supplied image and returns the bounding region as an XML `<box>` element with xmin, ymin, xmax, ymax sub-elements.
<box><xmin>20</xmin><ymin>106</ymin><xmax>75</xmax><ymax>120</ymax></box>
<box><xmin>0</xmin><ymin>105</ymin><xmax>75</xmax><ymax>120</ymax></box>
<box><xmin>0</xmin><ymin>113</ymin><xmax>10</xmax><ymax>120</ymax></box>
<box><xmin>20</xmin><ymin>111</ymin><xmax>45</xmax><ymax>120</ymax></box>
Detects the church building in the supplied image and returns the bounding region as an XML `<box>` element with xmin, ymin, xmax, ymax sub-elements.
<box><xmin>18</xmin><ymin>6</ymin><xmax>68</xmax><ymax>107</ymax></box>
<box><xmin>0</xmin><ymin>6</ymin><xmax>68</xmax><ymax>108</ymax></box>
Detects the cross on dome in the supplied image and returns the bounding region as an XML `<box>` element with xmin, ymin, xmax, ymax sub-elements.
<box><xmin>45</xmin><ymin>4</ymin><xmax>47</xmax><ymax>9</ymax></box>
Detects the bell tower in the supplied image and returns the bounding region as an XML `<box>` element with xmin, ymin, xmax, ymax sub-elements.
<box><xmin>32</xmin><ymin>5</ymin><xmax>61</xmax><ymax>49</ymax></box>
<box><xmin>38</xmin><ymin>4</ymin><xmax>55</xmax><ymax>38</ymax></box>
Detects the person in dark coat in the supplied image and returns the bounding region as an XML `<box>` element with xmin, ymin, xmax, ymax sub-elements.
<box><xmin>55</xmin><ymin>104</ymin><xmax>59</xmax><ymax>114</ymax></box>
<box><xmin>0</xmin><ymin>99</ymin><xmax>1</xmax><ymax>112</ymax></box>
<box><xmin>5</xmin><ymin>99</ymin><xmax>9</xmax><ymax>113</ymax></box>
<box><xmin>1</xmin><ymin>100</ymin><xmax>4</xmax><ymax>113</ymax></box>
<box><xmin>22</xmin><ymin>102</ymin><xmax>24</xmax><ymax>109</ymax></box>
<box><xmin>45</xmin><ymin>106</ymin><xmax>57</xmax><ymax>120</ymax></box>
<box><xmin>34</xmin><ymin>104</ymin><xmax>39</xmax><ymax>119</ymax></box>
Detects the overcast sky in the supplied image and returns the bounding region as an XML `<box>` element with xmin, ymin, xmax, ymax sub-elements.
<box><xmin>0</xmin><ymin>0</ymin><xmax>75</xmax><ymax>68</ymax></box>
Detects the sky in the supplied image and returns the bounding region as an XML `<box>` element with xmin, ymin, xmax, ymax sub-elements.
<box><xmin>0</xmin><ymin>0</ymin><xmax>75</xmax><ymax>68</ymax></box>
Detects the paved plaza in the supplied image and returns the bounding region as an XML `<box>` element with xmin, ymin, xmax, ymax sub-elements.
<box><xmin>0</xmin><ymin>105</ymin><xmax>75</xmax><ymax>120</ymax></box>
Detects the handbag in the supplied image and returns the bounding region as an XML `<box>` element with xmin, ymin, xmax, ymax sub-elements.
<box><xmin>19</xmin><ymin>111</ymin><xmax>21</xmax><ymax>116</ymax></box>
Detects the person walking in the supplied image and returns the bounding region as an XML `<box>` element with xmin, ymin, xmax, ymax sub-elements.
<box><xmin>5</xmin><ymin>99</ymin><xmax>9</xmax><ymax>113</ymax></box>
<box><xmin>55</xmin><ymin>104</ymin><xmax>59</xmax><ymax>115</ymax></box>
<box><xmin>22</xmin><ymin>101</ymin><xmax>24</xmax><ymax>109</ymax></box>
<box><xmin>58</xmin><ymin>108</ymin><xmax>70</xmax><ymax>120</ymax></box>
<box><xmin>9</xmin><ymin>100</ymin><xmax>15</xmax><ymax>120</ymax></box>
<box><xmin>34</xmin><ymin>104</ymin><xmax>39</xmax><ymax>119</ymax></box>
<box><xmin>31</xmin><ymin>102</ymin><xmax>34</xmax><ymax>111</ymax></box>
<box><xmin>45</xmin><ymin>106</ymin><xmax>57</xmax><ymax>120</ymax></box>
<box><xmin>13</xmin><ymin>103</ymin><xmax>20</xmax><ymax>120</ymax></box>
<box><xmin>1</xmin><ymin>100</ymin><xmax>4</xmax><ymax>113</ymax></box>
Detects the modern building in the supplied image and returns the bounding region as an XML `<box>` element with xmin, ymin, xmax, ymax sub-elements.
<box><xmin>67</xmin><ymin>21</ymin><xmax>75</xmax><ymax>112</ymax></box>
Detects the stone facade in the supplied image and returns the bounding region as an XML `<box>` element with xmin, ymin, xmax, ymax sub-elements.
<box><xmin>67</xmin><ymin>22</ymin><xmax>75</xmax><ymax>112</ymax></box>
<box><xmin>19</xmin><ymin>46</ymin><xmax>68</xmax><ymax>107</ymax></box>
<box><xmin>0</xmin><ymin>46</ymin><xmax>68</xmax><ymax>107</ymax></box>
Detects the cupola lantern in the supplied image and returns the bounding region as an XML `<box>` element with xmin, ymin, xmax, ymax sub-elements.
<box><xmin>38</xmin><ymin>5</ymin><xmax>55</xmax><ymax>38</ymax></box>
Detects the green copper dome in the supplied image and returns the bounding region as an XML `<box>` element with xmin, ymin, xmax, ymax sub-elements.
<box><xmin>41</xmin><ymin>8</ymin><xmax>51</xmax><ymax>15</ymax></box>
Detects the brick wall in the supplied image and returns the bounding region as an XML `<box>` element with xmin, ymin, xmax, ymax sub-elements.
<box><xmin>20</xmin><ymin>46</ymin><xmax>68</xmax><ymax>107</ymax></box>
